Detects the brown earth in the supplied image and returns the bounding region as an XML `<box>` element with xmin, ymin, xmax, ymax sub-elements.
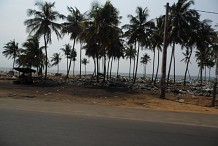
<box><xmin>0</xmin><ymin>79</ymin><xmax>218</xmax><ymax>114</ymax></box>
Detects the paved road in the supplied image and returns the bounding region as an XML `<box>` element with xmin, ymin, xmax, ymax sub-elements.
<box><xmin>1</xmin><ymin>98</ymin><xmax>218</xmax><ymax>127</ymax></box>
<box><xmin>0</xmin><ymin>107</ymin><xmax>218</xmax><ymax>146</ymax></box>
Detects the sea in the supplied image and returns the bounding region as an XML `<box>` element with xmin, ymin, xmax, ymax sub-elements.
<box><xmin>0</xmin><ymin>67</ymin><xmax>214</xmax><ymax>81</ymax></box>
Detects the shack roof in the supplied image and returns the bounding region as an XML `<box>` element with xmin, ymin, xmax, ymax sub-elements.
<box><xmin>14</xmin><ymin>68</ymin><xmax>36</xmax><ymax>73</ymax></box>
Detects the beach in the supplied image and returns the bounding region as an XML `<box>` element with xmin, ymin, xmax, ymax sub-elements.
<box><xmin>0</xmin><ymin>70</ymin><xmax>218</xmax><ymax>114</ymax></box>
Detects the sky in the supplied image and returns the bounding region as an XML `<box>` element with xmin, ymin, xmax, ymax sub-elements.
<box><xmin>0</xmin><ymin>0</ymin><xmax>218</xmax><ymax>76</ymax></box>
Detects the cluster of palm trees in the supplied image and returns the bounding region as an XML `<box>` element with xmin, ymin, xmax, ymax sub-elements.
<box><xmin>2</xmin><ymin>0</ymin><xmax>218</xmax><ymax>86</ymax></box>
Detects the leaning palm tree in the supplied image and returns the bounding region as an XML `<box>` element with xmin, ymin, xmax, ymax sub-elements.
<box><xmin>51</xmin><ymin>53</ymin><xmax>62</xmax><ymax>73</ymax></box>
<box><xmin>62</xmin><ymin>7</ymin><xmax>84</xmax><ymax>79</ymax></box>
<box><xmin>82</xmin><ymin>58</ymin><xmax>89</xmax><ymax>75</ymax></box>
<box><xmin>149</xmin><ymin>16</ymin><xmax>164</xmax><ymax>84</ymax></box>
<box><xmin>195</xmin><ymin>19</ymin><xmax>217</xmax><ymax>83</ymax></box>
<box><xmin>140</xmin><ymin>53</ymin><xmax>151</xmax><ymax>77</ymax></box>
<box><xmin>60</xmin><ymin>43</ymin><xmax>72</xmax><ymax>74</ymax></box>
<box><xmin>2</xmin><ymin>40</ymin><xmax>20</xmax><ymax>69</ymax></box>
<box><xmin>24</xmin><ymin>1</ymin><xmax>64</xmax><ymax>80</ymax></box>
<box><xmin>68</xmin><ymin>49</ymin><xmax>77</xmax><ymax>77</ymax></box>
<box><xmin>167</xmin><ymin>0</ymin><xmax>199</xmax><ymax>84</ymax></box>
<box><xmin>182</xmin><ymin>18</ymin><xmax>200</xmax><ymax>86</ymax></box>
<box><xmin>124</xmin><ymin>45</ymin><xmax>137</xmax><ymax>78</ymax></box>
<box><xmin>181</xmin><ymin>48</ymin><xmax>192</xmax><ymax>82</ymax></box>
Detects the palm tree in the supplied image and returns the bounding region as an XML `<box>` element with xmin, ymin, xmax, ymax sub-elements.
<box><xmin>62</xmin><ymin>7</ymin><xmax>85</xmax><ymax>79</ymax></box>
<box><xmin>24</xmin><ymin>1</ymin><xmax>64</xmax><ymax>80</ymax></box>
<box><xmin>60</xmin><ymin>44</ymin><xmax>72</xmax><ymax>75</ymax></box>
<box><xmin>124</xmin><ymin>45</ymin><xmax>137</xmax><ymax>78</ymax></box>
<box><xmin>123</xmin><ymin>7</ymin><xmax>154</xmax><ymax>83</ymax></box>
<box><xmin>18</xmin><ymin>36</ymin><xmax>45</xmax><ymax>71</ymax></box>
<box><xmin>82</xmin><ymin>42</ymin><xmax>98</xmax><ymax>77</ymax></box>
<box><xmin>182</xmin><ymin>18</ymin><xmax>200</xmax><ymax>86</ymax></box>
<box><xmin>113</xmin><ymin>39</ymin><xmax>125</xmax><ymax>78</ymax></box>
<box><xmin>140</xmin><ymin>53</ymin><xmax>151</xmax><ymax>77</ymax></box>
<box><xmin>195</xmin><ymin>49</ymin><xmax>207</xmax><ymax>83</ymax></box>
<box><xmin>167</xmin><ymin>0</ymin><xmax>199</xmax><ymax>84</ymax></box>
<box><xmin>181</xmin><ymin>48</ymin><xmax>192</xmax><ymax>82</ymax></box>
<box><xmin>150</xmin><ymin>16</ymin><xmax>164</xmax><ymax>83</ymax></box>
<box><xmin>82</xmin><ymin>58</ymin><xmax>89</xmax><ymax>75</ymax></box>
<box><xmin>51</xmin><ymin>53</ymin><xmax>62</xmax><ymax>73</ymax></box>
<box><xmin>2</xmin><ymin>40</ymin><xmax>20</xmax><ymax>69</ymax></box>
<box><xmin>68</xmin><ymin>49</ymin><xmax>77</xmax><ymax>77</ymax></box>
<box><xmin>206</xmin><ymin>55</ymin><xmax>215</xmax><ymax>81</ymax></box>
<box><xmin>81</xmin><ymin>1</ymin><xmax>121</xmax><ymax>82</ymax></box>
<box><xmin>195</xmin><ymin>19</ymin><xmax>217</xmax><ymax>83</ymax></box>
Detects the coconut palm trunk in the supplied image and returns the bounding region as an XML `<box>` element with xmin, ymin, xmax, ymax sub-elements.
<box><xmin>183</xmin><ymin>48</ymin><xmax>192</xmax><ymax>86</ymax></box>
<box><xmin>204</xmin><ymin>65</ymin><xmax>207</xmax><ymax>81</ymax></box>
<box><xmin>129</xmin><ymin>57</ymin><xmax>132</xmax><ymax>78</ymax></box>
<box><xmin>117</xmin><ymin>58</ymin><xmax>120</xmax><ymax>78</ymax></box>
<box><xmin>154</xmin><ymin>48</ymin><xmax>160</xmax><ymax>84</ymax></box>
<box><xmin>107</xmin><ymin>57</ymin><xmax>111</xmax><ymax>80</ymax></box>
<box><xmin>66</xmin><ymin>38</ymin><xmax>76</xmax><ymax>78</ymax></box>
<box><xmin>110</xmin><ymin>58</ymin><xmax>113</xmax><ymax>78</ymax></box>
<box><xmin>151</xmin><ymin>49</ymin><xmax>156</xmax><ymax>81</ymax></box>
<box><xmin>103</xmin><ymin>53</ymin><xmax>107</xmax><ymax>82</ymax></box>
<box><xmin>73</xmin><ymin>60</ymin><xmax>75</xmax><ymax>77</ymax></box>
<box><xmin>96</xmin><ymin>53</ymin><xmax>99</xmax><ymax>83</ymax></box>
<box><xmin>44</xmin><ymin>35</ymin><xmax>48</xmax><ymax>80</ymax></box>
<box><xmin>133</xmin><ymin>43</ymin><xmax>140</xmax><ymax>84</ymax></box>
<box><xmin>80</xmin><ymin>42</ymin><xmax>82</xmax><ymax>78</ymax></box>
<box><xmin>200</xmin><ymin>65</ymin><xmax>203</xmax><ymax>84</ymax></box>
<box><xmin>167</xmin><ymin>42</ymin><xmax>175</xmax><ymax>86</ymax></box>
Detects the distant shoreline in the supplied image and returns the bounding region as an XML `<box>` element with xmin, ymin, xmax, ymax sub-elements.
<box><xmin>0</xmin><ymin>66</ymin><xmax>215</xmax><ymax>80</ymax></box>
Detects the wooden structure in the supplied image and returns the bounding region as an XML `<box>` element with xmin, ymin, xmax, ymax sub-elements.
<box><xmin>13</xmin><ymin>68</ymin><xmax>36</xmax><ymax>84</ymax></box>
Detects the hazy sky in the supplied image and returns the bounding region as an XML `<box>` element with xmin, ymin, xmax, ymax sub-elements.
<box><xmin>0</xmin><ymin>0</ymin><xmax>217</xmax><ymax>76</ymax></box>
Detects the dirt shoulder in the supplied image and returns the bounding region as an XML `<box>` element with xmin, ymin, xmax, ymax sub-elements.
<box><xmin>0</xmin><ymin>80</ymin><xmax>218</xmax><ymax>114</ymax></box>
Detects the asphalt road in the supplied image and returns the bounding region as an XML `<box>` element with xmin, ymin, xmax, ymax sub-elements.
<box><xmin>0</xmin><ymin>108</ymin><xmax>218</xmax><ymax>146</ymax></box>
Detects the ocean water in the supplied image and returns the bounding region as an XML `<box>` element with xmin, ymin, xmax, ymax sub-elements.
<box><xmin>0</xmin><ymin>67</ymin><xmax>214</xmax><ymax>80</ymax></box>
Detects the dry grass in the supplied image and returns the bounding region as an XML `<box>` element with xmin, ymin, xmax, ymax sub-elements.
<box><xmin>0</xmin><ymin>79</ymin><xmax>218</xmax><ymax>114</ymax></box>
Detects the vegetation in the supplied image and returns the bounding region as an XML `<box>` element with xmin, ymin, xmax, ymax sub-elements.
<box><xmin>81</xmin><ymin>58</ymin><xmax>89</xmax><ymax>75</ymax></box>
<box><xmin>51</xmin><ymin>53</ymin><xmax>62</xmax><ymax>73</ymax></box>
<box><xmin>2</xmin><ymin>40</ymin><xmax>20</xmax><ymax>69</ymax></box>
<box><xmin>2</xmin><ymin>0</ymin><xmax>218</xmax><ymax>98</ymax></box>
<box><xmin>140</xmin><ymin>53</ymin><xmax>151</xmax><ymax>77</ymax></box>
<box><xmin>24</xmin><ymin>1</ymin><xmax>64</xmax><ymax>80</ymax></box>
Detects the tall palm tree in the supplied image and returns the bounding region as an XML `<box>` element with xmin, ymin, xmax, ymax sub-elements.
<box><xmin>24</xmin><ymin>1</ymin><xmax>64</xmax><ymax>80</ymax></box>
<box><xmin>81</xmin><ymin>1</ymin><xmax>121</xmax><ymax>82</ymax></box>
<box><xmin>68</xmin><ymin>49</ymin><xmax>77</xmax><ymax>77</ymax></box>
<box><xmin>140</xmin><ymin>53</ymin><xmax>151</xmax><ymax>77</ymax></box>
<box><xmin>150</xmin><ymin>16</ymin><xmax>164</xmax><ymax>84</ymax></box>
<box><xmin>206</xmin><ymin>54</ymin><xmax>215</xmax><ymax>81</ymax></box>
<box><xmin>181</xmin><ymin>48</ymin><xmax>192</xmax><ymax>82</ymax></box>
<box><xmin>60</xmin><ymin>43</ymin><xmax>72</xmax><ymax>75</ymax></box>
<box><xmin>125</xmin><ymin>45</ymin><xmax>137</xmax><ymax>78</ymax></box>
<box><xmin>182</xmin><ymin>18</ymin><xmax>200</xmax><ymax>85</ymax></box>
<box><xmin>167</xmin><ymin>0</ymin><xmax>199</xmax><ymax>84</ymax></box>
<box><xmin>113</xmin><ymin>39</ymin><xmax>125</xmax><ymax>78</ymax></box>
<box><xmin>195</xmin><ymin>19</ymin><xmax>217</xmax><ymax>83</ymax></box>
<box><xmin>62</xmin><ymin>7</ymin><xmax>85</xmax><ymax>79</ymax></box>
<box><xmin>195</xmin><ymin>49</ymin><xmax>207</xmax><ymax>83</ymax></box>
<box><xmin>123</xmin><ymin>7</ymin><xmax>154</xmax><ymax>83</ymax></box>
<box><xmin>82</xmin><ymin>58</ymin><xmax>89</xmax><ymax>75</ymax></box>
<box><xmin>51</xmin><ymin>53</ymin><xmax>62</xmax><ymax>73</ymax></box>
<box><xmin>2</xmin><ymin>40</ymin><xmax>20</xmax><ymax>69</ymax></box>
<box><xmin>82</xmin><ymin>42</ymin><xmax>98</xmax><ymax>77</ymax></box>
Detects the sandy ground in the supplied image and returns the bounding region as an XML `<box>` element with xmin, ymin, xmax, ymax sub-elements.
<box><xmin>0</xmin><ymin>79</ymin><xmax>218</xmax><ymax>114</ymax></box>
